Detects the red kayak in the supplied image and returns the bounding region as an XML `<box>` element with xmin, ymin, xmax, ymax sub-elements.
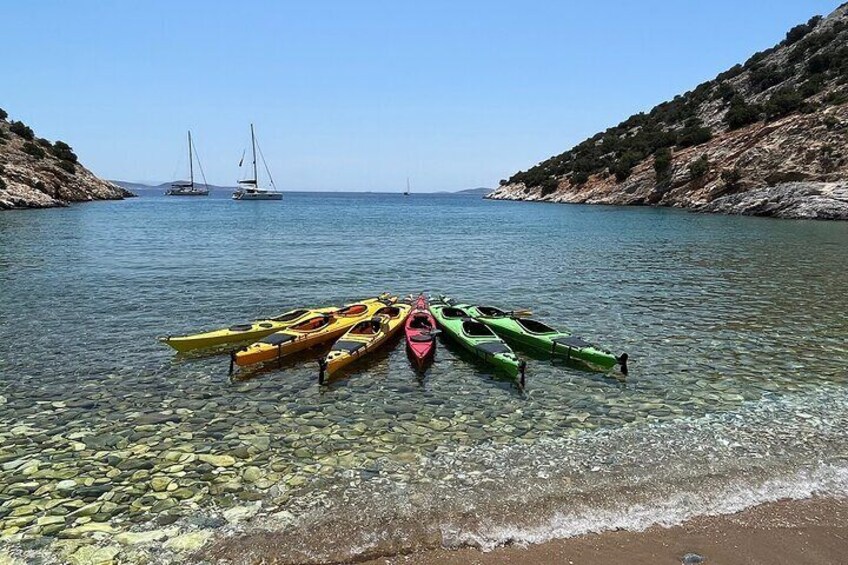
<box><xmin>404</xmin><ymin>294</ymin><xmax>437</xmax><ymax>369</ymax></box>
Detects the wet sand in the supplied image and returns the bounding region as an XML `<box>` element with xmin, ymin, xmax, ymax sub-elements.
<box><xmin>360</xmin><ymin>496</ymin><xmax>848</xmax><ymax>565</ymax></box>
<box><xmin>204</xmin><ymin>496</ymin><xmax>848</xmax><ymax>564</ymax></box>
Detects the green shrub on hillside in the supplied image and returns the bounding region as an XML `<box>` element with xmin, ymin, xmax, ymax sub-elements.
<box><xmin>748</xmin><ymin>65</ymin><xmax>786</xmax><ymax>92</ymax></box>
<box><xmin>676</xmin><ymin>125</ymin><xmax>713</xmax><ymax>148</ymax></box>
<box><xmin>688</xmin><ymin>155</ymin><xmax>709</xmax><ymax>180</ymax></box>
<box><xmin>9</xmin><ymin>120</ymin><xmax>34</xmax><ymax>140</ymax></box>
<box><xmin>764</xmin><ymin>87</ymin><xmax>804</xmax><ymax>119</ymax></box>
<box><xmin>714</xmin><ymin>82</ymin><xmax>736</xmax><ymax>102</ymax></box>
<box><xmin>653</xmin><ymin>147</ymin><xmax>672</xmax><ymax>181</ymax></box>
<box><xmin>0</xmin><ymin>108</ymin><xmax>7</xmax><ymax>120</ymax></box>
<box><xmin>37</xmin><ymin>137</ymin><xmax>52</xmax><ymax>148</ymax></box>
<box><xmin>807</xmin><ymin>53</ymin><xmax>833</xmax><ymax>74</ymax></box>
<box><xmin>540</xmin><ymin>177</ymin><xmax>558</xmax><ymax>195</ymax></box>
<box><xmin>800</xmin><ymin>73</ymin><xmax>827</xmax><ymax>98</ymax></box>
<box><xmin>22</xmin><ymin>141</ymin><xmax>46</xmax><ymax>159</ymax></box>
<box><xmin>784</xmin><ymin>16</ymin><xmax>822</xmax><ymax>45</ymax></box>
<box><xmin>725</xmin><ymin>95</ymin><xmax>761</xmax><ymax>129</ymax></box>
<box><xmin>52</xmin><ymin>141</ymin><xmax>78</xmax><ymax>163</ymax></box>
<box><xmin>57</xmin><ymin>160</ymin><xmax>76</xmax><ymax>174</ymax></box>
<box><xmin>572</xmin><ymin>171</ymin><xmax>589</xmax><ymax>185</ymax></box>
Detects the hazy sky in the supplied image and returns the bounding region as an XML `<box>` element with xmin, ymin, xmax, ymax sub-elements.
<box><xmin>2</xmin><ymin>1</ymin><xmax>840</xmax><ymax>191</ymax></box>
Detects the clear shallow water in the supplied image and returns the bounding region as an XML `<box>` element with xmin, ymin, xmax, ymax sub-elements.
<box><xmin>0</xmin><ymin>192</ymin><xmax>847</xmax><ymax>563</ymax></box>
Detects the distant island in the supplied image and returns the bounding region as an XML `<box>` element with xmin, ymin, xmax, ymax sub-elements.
<box><xmin>0</xmin><ymin>109</ymin><xmax>131</xmax><ymax>210</ymax></box>
<box><xmin>455</xmin><ymin>187</ymin><xmax>493</xmax><ymax>195</ymax></box>
<box><xmin>488</xmin><ymin>4</ymin><xmax>848</xmax><ymax>220</ymax></box>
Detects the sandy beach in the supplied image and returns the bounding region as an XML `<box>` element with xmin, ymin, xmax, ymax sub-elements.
<box><xmin>360</xmin><ymin>496</ymin><xmax>848</xmax><ymax>565</ymax></box>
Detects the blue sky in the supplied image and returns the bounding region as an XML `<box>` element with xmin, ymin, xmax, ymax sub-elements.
<box><xmin>2</xmin><ymin>1</ymin><xmax>841</xmax><ymax>191</ymax></box>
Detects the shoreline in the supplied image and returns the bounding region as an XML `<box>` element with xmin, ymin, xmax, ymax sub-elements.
<box><xmin>201</xmin><ymin>495</ymin><xmax>848</xmax><ymax>564</ymax></box>
<box><xmin>355</xmin><ymin>495</ymin><xmax>848</xmax><ymax>565</ymax></box>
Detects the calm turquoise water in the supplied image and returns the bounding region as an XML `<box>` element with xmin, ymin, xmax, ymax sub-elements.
<box><xmin>1</xmin><ymin>192</ymin><xmax>847</xmax><ymax>563</ymax></box>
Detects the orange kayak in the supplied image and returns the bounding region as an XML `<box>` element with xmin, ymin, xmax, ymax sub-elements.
<box><xmin>233</xmin><ymin>295</ymin><xmax>397</xmax><ymax>368</ymax></box>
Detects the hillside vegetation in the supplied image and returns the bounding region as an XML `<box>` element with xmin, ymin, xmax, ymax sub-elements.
<box><xmin>490</xmin><ymin>4</ymin><xmax>848</xmax><ymax>219</ymax></box>
<box><xmin>0</xmin><ymin>109</ymin><xmax>130</xmax><ymax>209</ymax></box>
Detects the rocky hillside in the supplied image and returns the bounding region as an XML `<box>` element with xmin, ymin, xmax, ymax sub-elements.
<box><xmin>489</xmin><ymin>4</ymin><xmax>848</xmax><ymax>219</ymax></box>
<box><xmin>0</xmin><ymin>109</ymin><xmax>132</xmax><ymax>210</ymax></box>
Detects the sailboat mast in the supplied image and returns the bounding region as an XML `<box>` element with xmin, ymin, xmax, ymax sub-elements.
<box><xmin>188</xmin><ymin>131</ymin><xmax>194</xmax><ymax>187</ymax></box>
<box><xmin>250</xmin><ymin>124</ymin><xmax>258</xmax><ymax>184</ymax></box>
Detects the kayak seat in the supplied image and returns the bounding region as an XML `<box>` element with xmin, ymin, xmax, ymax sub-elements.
<box><xmin>229</xmin><ymin>324</ymin><xmax>254</xmax><ymax>332</ymax></box>
<box><xmin>554</xmin><ymin>336</ymin><xmax>592</xmax><ymax>350</ymax></box>
<box><xmin>462</xmin><ymin>320</ymin><xmax>496</xmax><ymax>337</ymax></box>
<box><xmin>337</xmin><ymin>304</ymin><xmax>368</xmax><ymax>316</ymax></box>
<box><xmin>410</xmin><ymin>333</ymin><xmax>435</xmax><ymax>342</ymax></box>
<box><xmin>409</xmin><ymin>316</ymin><xmax>432</xmax><ymax>329</ymax></box>
<box><xmin>475</xmin><ymin>342</ymin><xmax>511</xmax><ymax>355</ymax></box>
<box><xmin>441</xmin><ymin>307</ymin><xmax>467</xmax><ymax>318</ymax></box>
<box><xmin>261</xmin><ymin>333</ymin><xmax>296</xmax><ymax>346</ymax></box>
<box><xmin>333</xmin><ymin>340</ymin><xmax>368</xmax><ymax>354</ymax></box>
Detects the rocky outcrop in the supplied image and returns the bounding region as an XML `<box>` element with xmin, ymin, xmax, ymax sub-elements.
<box><xmin>0</xmin><ymin>114</ymin><xmax>132</xmax><ymax>210</ymax></box>
<box><xmin>489</xmin><ymin>4</ymin><xmax>848</xmax><ymax>220</ymax></box>
<box><xmin>696</xmin><ymin>181</ymin><xmax>848</xmax><ymax>219</ymax></box>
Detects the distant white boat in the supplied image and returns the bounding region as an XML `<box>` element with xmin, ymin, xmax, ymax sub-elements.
<box><xmin>232</xmin><ymin>124</ymin><xmax>283</xmax><ymax>201</ymax></box>
<box><xmin>166</xmin><ymin>131</ymin><xmax>209</xmax><ymax>196</ymax></box>
<box><xmin>404</xmin><ymin>177</ymin><xmax>410</xmax><ymax>196</ymax></box>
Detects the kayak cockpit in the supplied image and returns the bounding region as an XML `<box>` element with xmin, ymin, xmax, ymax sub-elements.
<box><xmin>336</xmin><ymin>304</ymin><xmax>368</xmax><ymax>317</ymax></box>
<box><xmin>516</xmin><ymin>318</ymin><xmax>557</xmax><ymax>334</ymax></box>
<box><xmin>290</xmin><ymin>315</ymin><xmax>332</xmax><ymax>332</ymax></box>
<box><xmin>409</xmin><ymin>314</ymin><xmax>433</xmax><ymax>330</ymax></box>
<box><xmin>476</xmin><ymin>306</ymin><xmax>507</xmax><ymax>317</ymax></box>
<box><xmin>440</xmin><ymin>306</ymin><xmax>468</xmax><ymax>318</ymax></box>
<box><xmin>374</xmin><ymin>306</ymin><xmax>401</xmax><ymax>318</ymax></box>
<box><xmin>462</xmin><ymin>319</ymin><xmax>496</xmax><ymax>337</ymax></box>
<box><xmin>350</xmin><ymin>319</ymin><xmax>381</xmax><ymax>335</ymax></box>
<box><xmin>269</xmin><ymin>309</ymin><xmax>309</xmax><ymax>322</ymax></box>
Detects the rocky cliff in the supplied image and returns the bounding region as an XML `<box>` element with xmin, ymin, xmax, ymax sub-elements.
<box><xmin>0</xmin><ymin>111</ymin><xmax>132</xmax><ymax>210</ymax></box>
<box><xmin>489</xmin><ymin>4</ymin><xmax>848</xmax><ymax>219</ymax></box>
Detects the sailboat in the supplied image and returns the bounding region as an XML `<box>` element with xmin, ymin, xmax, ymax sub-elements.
<box><xmin>232</xmin><ymin>124</ymin><xmax>283</xmax><ymax>201</ymax></box>
<box><xmin>404</xmin><ymin>177</ymin><xmax>410</xmax><ymax>196</ymax></box>
<box><xmin>165</xmin><ymin>131</ymin><xmax>209</xmax><ymax>196</ymax></box>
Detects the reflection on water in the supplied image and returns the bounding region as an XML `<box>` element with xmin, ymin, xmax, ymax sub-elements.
<box><xmin>0</xmin><ymin>193</ymin><xmax>847</xmax><ymax>562</ymax></box>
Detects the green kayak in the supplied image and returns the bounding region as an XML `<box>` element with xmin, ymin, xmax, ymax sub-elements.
<box><xmin>466</xmin><ymin>305</ymin><xmax>628</xmax><ymax>374</ymax></box>
<box><xmin>430</xmin><ymin>300</ymin><xmax>526</xmax><ymax>386</ymax></box>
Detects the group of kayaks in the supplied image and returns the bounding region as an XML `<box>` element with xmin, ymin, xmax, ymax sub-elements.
<box><xmin>159</xmin><ymin>293</ymin><xmax>628</xmax><ymax>387</ymax></box>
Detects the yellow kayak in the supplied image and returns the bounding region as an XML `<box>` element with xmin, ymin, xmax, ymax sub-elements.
<box><xmin>233</xmin><ymin>295</ymin><xmax>398</xmax><ymax>368</ymax></box>
<box><xmin>318</xmin><ymin>302</ymin><xmax>411</xmax><ymax>383</ymax></box>
<box><xmin>160</xmin><ymin>306</ymin><xmax>337</xmax><ymax>353</ymax></box>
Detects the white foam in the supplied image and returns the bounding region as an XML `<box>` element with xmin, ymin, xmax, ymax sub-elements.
<box><xmin>441</xmin><ymin>463</ymin><xmax>848</xmax><ymax>551</ymax></box>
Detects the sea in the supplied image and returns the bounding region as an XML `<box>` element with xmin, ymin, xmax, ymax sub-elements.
<box><xmin>1</xmin><ymin>190</ymin><xmax>847</xmax><ymax>563</ymax></box>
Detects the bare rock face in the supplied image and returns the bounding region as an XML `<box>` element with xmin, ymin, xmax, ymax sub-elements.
<box><xmin>0</xmin><ymin>117</ymin><xmax>132</xmax><ymax>210</ymax></box>
<box><xmin>489</xmin><ymin>3</ymin><xmax>848</xmax><ymax>220</ymax></box>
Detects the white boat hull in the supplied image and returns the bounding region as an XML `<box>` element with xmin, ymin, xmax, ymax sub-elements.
<box><xmin>232</xmin><ymin>191</ymin><xmax>283</xmax><ymax>200</ymax></box>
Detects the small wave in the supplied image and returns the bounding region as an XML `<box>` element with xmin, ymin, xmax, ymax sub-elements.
<box><xmin>441</xmin><ymin>463</ymin><xmax>848</xmax><ymax>551</ymax></box>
